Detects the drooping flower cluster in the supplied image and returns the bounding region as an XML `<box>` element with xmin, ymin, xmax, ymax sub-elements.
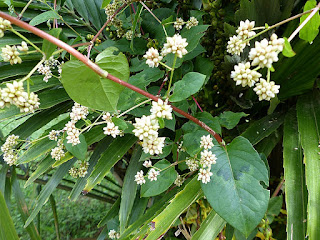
<box><xmin>1</xmin><ymin>45</ymin><xmax>22</xmax><ymax>65</ymax></box>
<box><xmin>102</xmin><ymin>112</ymin><xmax>123</xmax><ymax>138</ymax></box>
<box><xmin>0</xmin><ymin>80</ymin><xmax>40</xmax><ymax>113</ymax></box>
<box><xmin>108</xmin><ymin>229</ymin><xmax>120</xmax><ymax>239</ymax></box>
<box><xmin>1</xmin><ymin>134</ymin><xmax>19</xmax><ymax>166</ymax></box>
<box><xmin>37</xmin><ymin>57</ymin><xmax>62</xmax><ymax>82</ymax></box>
<box><xmin>69</xmin><ymin>160</ymin><xmax>89</xmax><ymax>178</ymax></box>
<box><xmin>228</xmin><ymin>20</ymin><xmax>284</xmax><ymax>101</ymax></box>
<box><xmin>0</xmin><ymin>17</ymin><xmax>11</xmax><ymax>38</ymax></box>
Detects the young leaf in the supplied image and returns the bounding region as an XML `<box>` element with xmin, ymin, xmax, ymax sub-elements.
<box><xmin>169</xmin><ymin>72</ymin><xmax>206</xmax><ymax>102</ymax></box>
<box><xmin>282</xmin><ymin>37</ymin><xmax>296</xmax><ymax>58</ymax></box>
<box><xmin>219</xmin><ymin>111</ymin><xmax>248</xmax><ymax>130</ymax></box>
<box><xmin>299</xmin><ymin>0</ymin><xmax>320</xmax><ymax>42</ymax></box>
<box><xmin>112</xmin><ymin>117</ymin><xmax>128</xmax><ymax>130</ymax></box>
<box><xmin>297</xmin><ymin>91</ymin><xmax>320</xmax><ymax>239</ymax></box>
<box><xmin>141</xmin><ymin>159</ymin><xmax>177</xmax><ymax>197</ymax></box>
<box><xmin>101</xmin><ymin>0</ymin><xmax>112</xmax><ymax>9</ymax></box>
<box><xmin>201</xmin><ymin>137</ymin><xmax>269</xmax><ymax>237</ymax></box>
<box><xmin>29</xmin><ymin>10</ymin><xmax>60</xmax><ymax>26</ymax></box>
<box><xmin>42</xmin><ymin>28</ymin><xmax>62</xmax><ymax>59</ymax></box>
<box><xmin>0</xmin><ymin>191</ymin><xmax>19</xmax><ymax>240</ymax></box>
<box><xmin>63</xmin><ymin>134</ymin><xmax>87</xmax><ymax>160</ymax></box>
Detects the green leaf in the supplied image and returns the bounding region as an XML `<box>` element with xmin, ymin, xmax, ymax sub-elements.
<box><xmin>84</xmin><ymin>135</ymin><xmax>137</xmax><ymax>192</ymax></box>
<box><xmin>219</xmin><ymin>111</ymin><xmax>248</xmax><ymax>130</ymax></box>
<box><xmin>63</xmin><ymin>134</ymin><xmax>87</xmax><ymax>160</ymax></box>
<box><xmin>183</xmin><ymin>130</ymin><xmax>208</xmax><ymax>156</ymax></box>
<box><xmin>120</xmin><ymin>146</ymin><xmax>142</xmax><ymax>233</ymax></box>
<box><xmin>241</xmin><ymin>112</ymin><xmax>284</xmax><ymax>145</ymax></box>
<box><xmin>52</xmin><ymin>152</ymin><xmax>73</xmax><ymax>168</ymax></box>
<box><xmin>24</xmin><ymin>159</ymin><xmax>76</xmax><ymax>228</ymax></box>
<box><xmin>297</xmin><ymin>91</ymin><xmax>320</xmax><ymax>239</ymax></box>
<box><xmin>191</xmin><ymin>211</ymin><xmax>226</xmax><ymax>240</ymax></box>
<box><xmin>11</xmin><ymin>170</ymin><xmax>41</xmax><ymax>240</ymax></box>
<box><xmin>0</xmin><ymin>191</ymin><xmax>19</xmax><ymax>240</ymax></box>
<box><xmin>170</xmin><ymin>72</ymin><xmax>206</xmax><ymax>102</ymax></box>
<box><xmin>141</xmin><ymin>159</ymin><xmax>177</xmax><ymax>197</ymax></box>
<box><xmin>182</xmin><ymin>111</ymin><xmax>221</xmax><ymax>135</ymax></box>
<box><xmin>0</xmin><ymin>165</ymin><xmax>9</xmax><ymax>195</ymax></box>
<box><xmin>299</xmin><ymin>0</ymin><xmax>320</xmax><ymax>42</ymax></box>
<box><xmin>282</xmin><ymin>37</ymin><xmax>296</xmax><ymax>58</ymax></box>
<box><xmin>283</xmin><ymin>109</ymin><xmax>307</xmax><ymax>240</ymax></box>
<box><xmin>101</xmin><ymin>0</ymin><xmax>112</xmax><ymax>9</ymax></box>
<box><xmin>201</xmin><ymin>137</ymin><xmax>269</xmax><ymax>237</ymax></box>
<box><xmin>38</xmin><ymin>88</ymin><xmax>70</xmax><ymax>109</ymax></box>
<box><xmin>130</xmin><ymin>4</ymin><xmax>143</xmax><ymax>50</ymax></box>
<box><xmin>145</xmin><ymin>177</ymin><xmax>202</xmax><ymax>240</ymax></box>
<box><xmin>181</xmin><ymin>25</ymin><xmax>210</xmax><ymax>52</ymax></box>
<box><xmin>61</xmin><ymin>47</ymin><xmax>129</xmax><ymax>112</ymax></box>
<box><xmin>98</xmin><ymin>198</ymin><xmax>121</xmax><ymax>227</ymax></box>
<box><xmin>42</xmin><ymin>28</ymin><xmax>62</xmax><ymax>59</ymax></box>
<box><xmin>266</xmin><ymin>196</ymin><xmax>283</xmax><ymax>224</ymax></box>
<box><xmin>29</xmin><ymin>10</ymin><xmax>60</xmax><ymax>26</ymax></box>
<box><xmin>112</xmin><ymin>117</ymin><xmax>128</xmax><ymax>130</ymax></box>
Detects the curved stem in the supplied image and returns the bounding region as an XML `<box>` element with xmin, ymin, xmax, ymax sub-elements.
<box><xmin>0</xmin><ymin>11</ymin><xmax>224</xmax><ymax>146</ymax></box>
<box><xmin>11</xmin><ymin>29</ymin><xmax>44</xmax><ymax>54</ymax></box>
<box><xmin>166</xmin><ymin>54</ymin><xmax>177</xmax><ymax>98</ymax></box>
<box><xmin>21</xmin><ymin>58</ymin><xmax>45</xmax><ymax>82</ymax></box>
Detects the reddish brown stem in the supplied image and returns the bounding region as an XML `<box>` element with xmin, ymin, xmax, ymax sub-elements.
<box><xmin>0</xmin><ymin>11</ymin><xmax>224</xmax><ymax>146</ymax></box>
<box><xmin>192</xmin><ymin>95</ymin><xmax>203</xmax><ymax>112</ymax></box>
<box><xmin>272</xmin><ymin>178</ymin><xmax>285</xmax><ymax>197</ymax></box>
<box><xmin>87</xmin><ymin>3</ymin><xmax>127</xmax><ymax>58</ymax></box>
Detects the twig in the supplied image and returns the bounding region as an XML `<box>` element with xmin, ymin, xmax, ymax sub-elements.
<box><xmin>0</xmin><ymin>11</ymin><xmax>224</xmax><ymax>146</ymax></box>
<box><xmin>18</xmin><ymin>0</ymin><xmax>33</xmax><ymax>19</ymax></box>
<box><xmin>192</xmin><ymin>95</ymin><xmax>203</xmax><ymax>112</ymax></box>
<box><xmin>272</xmin><ymin>178</ymin><xmax>285</xmax><ymax>197</ymax></box>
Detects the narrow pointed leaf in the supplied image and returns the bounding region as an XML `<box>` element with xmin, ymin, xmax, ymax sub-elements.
<box><xmin>0</xmin><ymin>191</ymin><xmax>19</xmax><ymax>240</ymax></box>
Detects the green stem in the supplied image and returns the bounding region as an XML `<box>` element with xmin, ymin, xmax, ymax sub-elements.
<box><xmin>11</xmin><ymin>29</ymin><xmax>44</xmax><ymax>54</ymax></box>
<box><xmin>21</xmin><ymin>58</ymin><xmax>45</xmax><ymax>82</ymax></box>
<box><xmin>166</xmin><ymin>54</ymin><xmax>178</xmax><ymax>98</ymax></box>
<box><xmin>159</xmin><ymin>61</ymin><xmax>173</xmax><ymax>71</ymax></box>
<box><xmin>267</xmin><ymin>68</ymin><xmax>271</xmax><ymax>83</ymax></box>
<box><xmin>18</xmin><ymin>0</ymin><xmax>33</xmax><ymax>19</ymax></box>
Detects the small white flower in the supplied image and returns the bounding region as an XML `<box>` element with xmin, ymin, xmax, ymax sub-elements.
<box><xmin>253</xmin><ymin>78</ymin><xmax>280</xmax><ymax>101</ymax></box>
<box><xmin>17</xmin><ymin>41</ymin><xmax>29</xmax><ymax>52</ymax></box>
<box><xmin>3</xmin><ymin>150</ymin><xmax>17</xmax><ymax>166</ymax></box>
<box><xmin>143</xmin><ymin>160</ymin><xmax>152</xmax><ymax>168</ymax></box>
<box><xmin>142</xmin><ymin>137</ymin><xmax>165</xmax><ymax>155</ymax></box>
<box><xmin>48</xmin><ymin>130</ymin><xmax>60</xmax><ymax>141</ymax></box>
<box><xmin>37</xmin><ymin>64</ymin><xmax>52</xmax><ymax>82</ymax></box>
<box><xmin>102</xmin><ymin>112</ymin><xmax>113</xmax><ymax>122</ymax></box>
<box><xmin>17</xmin><ymin>92</ymin><xmax>40</xmax><ymax>113</ymax></box>
<box><xmin>64</xmin><ymin>121</ymin><xmax>80</xmax><ymax>146</ymax></box>
<box><xmin>227</xmin><ymin>36</ymin><xmax>246</xmax><ymax>55</ymax></box>
<box><xmin>186</xmin><ymin>157</ymin><xmax>198</xmax><ymax>172</ymax></box>
<box><xmin>51</xmin><ymin>146</ymin><xmax>65</xmax><ymax>161</ymax></box>
<box><xmin>78</xmin><ymin>161</ymin><xmax>89</xmax><ymax>177</ymax></box>
<box><xmin>133</xmin><ymin>115</ymin><xmax>159</xmax><ymax>141</ymax></box>
<box><xmin>198</xmin><ymin>168</ymin><xmax>213</xmax><ymax>184</ymax></box>
<box><xmin>150</xmin><ymin>99</ymin><xmax>173</xmax><ymax>120</ymax></box>
<box><xmin>143</xmin><ymin>47</ymin><xmax>163</xmax><ymax>68</ymax></box>
<box><xmin>200</xmin><ymin>150</ymin><xmax>217</xmax><ymax>168</ymax></box>
<box><xmin>0</xmin><ymin>17</ymin><xmax>11</xmax><ymax>38</ymax></box>
<box><xmin>103</xmin><ymin>121</ymin><xmax>121</xmax><ymax>138</ymax></box>
<box><xmin>70</xmin><ymin>102</ymin><xmax>89</xmax><ymax>121</ymax></box>
<box><xmin>1</xmin><ymin>45</ymin><xmax>22</xmax><ymax>65</ymax></box>
<box><xmin>174</xmin><ymin>175</ymin><xmax>184</xmax><ymax>187</ymax></box>
<box><xmin>231</xmin><ymin>62</ymin><xmax>262</xmax><ymax>87</ymax></box>
<box><xmin>148</xmin><ymin>168</ymin><xmax>160</xmax><ymax>181</ymax></box>
<box><xmin>200</xmin><ymin>135</ymin><xmax>214</xmax><ymax>150</ymax></box>
<box><xmin>69</xmin><ymin>167</ymin><xmax>78</xmax><ymax>178</ymax></box>
<box><xmin>185</xmin><ymin>17</ymin><xmax>198</xmax><ymax>29</ymax></box>
<box><xmin>134</xmin><ymin>170</ymin><xmax>145</xmax><ymax>185</ymax></box>
<box><xmin>1</xmin><ymin>134</ymin><xmax>19</xmax><ymax>153</ymax></box>
<box><xmin>236</xmin><ymin>20</ymin><xmax>256</xmax><ymax>43</ymax></box>
<box><xmin>124</xmin><ymin>30</ymin><xmax>133</xmax><ymax>40</ymax></box>
<box><xmin>174</xmin><ymin>17</ymin><xmax>184</xmax><ymax>30</ymax></box>
<box><xmin>269</xmin><ymin>33</ymin><xmax>285</xmax><ymax>52</ymax></box>
<box><xmin>249</xmin><ymin>39</ymin><xmax>279</xmax><ymax>69</ymax></box>
<box><xmin>161</xmin><ymin>34</ymin><xmax>188</xmax><ymax>58</ymax></box>
<box><xmin>108</xmin><ymin>229</ymin><xmax>119</xmax><ymax>239</ymax></box>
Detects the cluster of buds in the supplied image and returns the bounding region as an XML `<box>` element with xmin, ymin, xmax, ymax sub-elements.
<box><xmin>108</xmin><ymin>229</ymin><xmax>120</xmax><ymax>239</ymax></box>
<box><xmin>51</xmin><ymin>140</ymin><xmax>65</xmax><ymax>161</ymax></box>
<box><xmin>1</xmin><ymin>134</ymin><xmax>19</xmax><ymax>166</ymax></box>
<box><xmin>102</xmin><ymin>112</ymin><xmax>124</xmax><ymax>138</ymax></box>
<box><xmin>1</xmin><ymin>41</ymin><xmax>28</xmax><ymax>65</ymax></box>
<box><xmin>69</xmin><ymin>160</ymin><xmax>89</xmax><ymax>178</ymax></box>
<box><xmin>37</xmin><ymin>57</ymin><xmax>62</xmax><ymax>82</ymax></box>
<box><xmin>144</xmin><ymin>34</ymin><xmax>188</xmax><ymax>68</ymax></box>
<box><xmin>173</xmin><ymin>16</ymin><xmax>199</xmax><ymax>30</ymax></box>
<box><xmin>0</xmin><ymin>80</ymin><xmax>40</xmax><ymax>113</ymax></box>
<box><xmin>228</xmin><ymin>20</ymin><xmax>284</xmax><ymax>101</ymax></box>
<box><xmin>0</xmin><ymin>17</ymin><xmax>12</xmax><ymax>38</ymax></box>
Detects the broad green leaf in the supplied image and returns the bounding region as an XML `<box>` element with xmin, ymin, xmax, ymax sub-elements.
<box><xmin>283</xmin><ymin>109</ymin><xmax>307</xmax><ymax>240</ymax></box>
<box><xmin>63</xmin><ymin>134</ymin><xmax>87</xmax><ymax>160</ymax></box>
<box><xmin>201</xmin><ymin>137</ymin><xmax>269</xmax><ymax>237</ymax></box>
<box><xmin>282</xmin><ymin>37</ymin><xmax>296</xmax><ymax>58</ymax></box>
<box><xmin>11</xmin><ymin>170</ymin><xmax>41</xmax><ymax>240</ymax></box>
<box><xmin>112</xmin><ymin>117</ymin><xmax>128</xmax><ymax>130</ymax></box>
<box><xmin>52</xmin><ymin>152</ymin><xmax>73</xmax><ymax>168</ymax></box>
<box><xmin>255</xmin><ymin>131</ymin><xmax>282</xmax><ymax>157</ymax></box>
<box><xmin>170</xmin><ymin>72</ymin><xmax>206</xmax><ymax>102</ymax></box>
<box><xmin>241</xmin><ymin>112</ymin><xmax>284</xmax><ymax>145</ymax></box>
<box><xmin>120</xmin><ymin>146</ymin><xmax>142</xmax><ymax>233</ymax></box>
<box><xmin>191</xmin><ymin>211</ymin><xmax>226</xmax><ymax>240</ymax></box>
<box><xmin>181</xmin><ymin>25</ymin><xmax>210</xmax><ymax>52</ymax></box>
<box><xmin>42</xmin><ymin>28</ymin><xmax>62</xmax><ymax>59</ymax></box>
<box><xmin>29</xmin><ymin>10</ymin><xmax>60</xmax><ymax>26</ymax></box>
<box><xmin>297</xmin><ymin>91</ymin><xmax>320</xmax><ymax>239</ymax></box>
<box><xmin>145</xmin><ymin>177</ymin><xmax>202</xmax><ymax>240</ymax></box>
<box><xmin>84</xmin><ymin>135</ymin><xmax>137</xmax><ymax>192</ymax></box>
<box><xmin>0</xmin><ymin>191</ymin><xmax>19</xmax><ymax>240</ymax></box>
<box><xmin>61</xmin><ymin>47</ymin><xmax>129</xmax><ymax>112</ymax></box>
<box><xmin>38</xmin><ymin>88</ymin><xmax>70</xmax><ymax>109</ymax></box>
<box><xmin>266</xmin><ymin>196</ymin><xmax>283</xmax><ymax>224</ymax></box>
<box><xmin>219</xmin><ymin>111</ymin><xmax>248</xmax><ymax>130</ymax></box>
<box><xmin>24</xmin><ymin>159</ymin><xmax>76</xmax><ymax>228</ymax></box>
<box><xmin>141</xmin><ymin>159</ymin><xmax>177</xmax><ymax>197</ymax></box>
<box><xmin>183</xmin><ymin>130</ymin><xmax>208</xmax><ymax>156</ymax></box>
<box><xmin>299</xmin><ymin>0</ymin><xmax>320</xmax><ymax>42</ymax></box>
<box><xmin>182</xmin><ymin>111</ymin><xmax>221</xmax><ymax>135</ymax></box>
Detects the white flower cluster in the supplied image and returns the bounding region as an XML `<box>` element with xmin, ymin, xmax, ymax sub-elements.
<box><xmin>174</xmin><ymin>175</ymin><xmax>184</xmax><ymax>187</ymax></box>
<box><xmin>231</xmin><ymin>62</ymin><xmax>261</xmax><ymax>88</ymax></box>
<box><xmin>143</xmin><ymin>160</ymin><xmax>152</xmax><ymax>168</ymax></box>
<box><xmin>108</xmin><ymin>229</ymin><xmax>120</xmax><ymax>239</ymax></box>
<box><xmin>102</xmin><ymin>112</ymin><xmax>123</xmax><ymax>138</ymax></box>
<box><xmin>1</xmin><ymin>134</ymin><xmax>19</xmax><ymax>166</ymax></box>
<box><xmin>17</xmin><ymin>41</ymin><xmax>29</xmax><ymax>52</ymax></box>
<box><xmin>162</xmin><ymin>34</ymin><xmax>188</xmax><ymax>58</ymax></box>
<box><xmin>134</xmin><ymin>162</ymin><xmax>161</xmax><ymax>185</ymax></box>
<box><xmin>37</xmin><ymin>57</ymin><xmax>61</xmax><ymax>82</ymax></box>
<box><xmin>48</xmin><ymin>130</ymin><xmax>61</xmax><ymax>141</ymax></box>
<box><xmin>69</xmin><ymin>160</ymin><xmax>89</xmax><ymax>178</ymax></box>
<box><xmin>198</xmin><ymin>135</ymin><xmax>216</xmax><ymax>184</ymax></box>
<box><xmin>0</xmin><ymin>17</ymin><xmax>11</xmax><ymax>38</ymax></box>
<box><xmin>253</xmin><ymin>78</ymin><xmax>280</xmax><ymax>101</ymax></box>
<box><xmin>200</xmin><ymin>135</ymin><xmax>214</xmax><ymax>150</ymax></box>
<box><xmin>186</xmin><ymin>17</ymin><xmax>199</xmax><ymax>29</ymax></box>
<box><xmin>1</xmin><ymin>45</ymin><xmax>22</xmax><ymax>65</ymax></box>
<box><xmin>0</xmin><ymin>80</ymin><xmax>40</xmax><ymax>113</ymax></box>
<box><xmin>186</xmin><ymin>157</ymin><xmax>198</xmax><ymax>171</ymax></box>
<box><xmin>51</xmin><ymin>145</ymin><xmax>65</xmax><ymax>161</ymax></box>
<box><xmin>133</xmin><ymin>99</ymin><xmax>172</xmax><ymax>155</ymax></box>
<box><xmin>70</xmin><ymin>103</ymin><xmax>89</xmax><ymax>121</ymax></box>
<box><xmin>174</xmin><ymin>18</ymin><xmax>184</xmax><ymax>30</ymax></box>
<box><xmin>134</xmin><ymin>170</ymin><xmax>145</xmax><ymax>185</ymax></box>
<box><xmin>143</xmin><ymin>47</ymin><xmax>163</xmax><ymax>68</ymax></box>
<box><xmin>227</xmin><ymin>20</ymin><xmax>255</xmax><ymax>55</ymax></box>
<box><xmin>124</xmin><ymin>30</ymin><xmax>133</xmax><ymax>40</ymax></box>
